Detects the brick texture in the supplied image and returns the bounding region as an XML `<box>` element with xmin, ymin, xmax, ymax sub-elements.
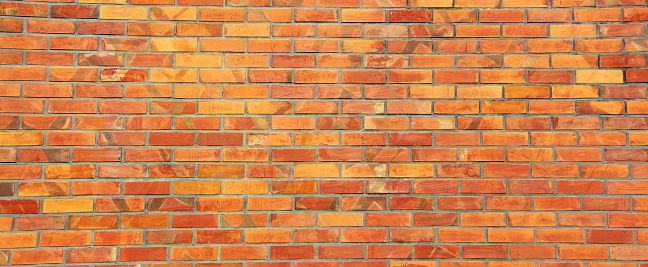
<box><xmin>1</xmin><ymin>0</ymin><xmax>648</xmax><ymax>265</ymax></box>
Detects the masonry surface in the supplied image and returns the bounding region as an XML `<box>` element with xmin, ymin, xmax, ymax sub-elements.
<box><xmin>0</xmin><ymin>0</ymin><xmax>647</xmax><ymax>265</ymax></box>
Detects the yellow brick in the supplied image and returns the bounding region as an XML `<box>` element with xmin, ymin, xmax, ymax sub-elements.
<box><xmin>576</xmin><ymin>70</ymin><xmax>624</xmax><ymax>84</ymax></box>
<box><xmin>176</xmin><ymin>54</ymin><xmax>222</xmax><ymax>68</ymax></box>
<box><xmin>318</xmin><ymin>213</ymin><xmax>363</xmax><ymax>226</ymax></box>
<box><xmin>150</xmin><ymin>69</ymin><xmax>197</xmax><ymax>83</ymax></box>
<box><xmin>150</xmin><ymin>7</ymin><xmax>197</xmax><ymax>21</ymax></box>
<box><xmin>100</xmin><ymin>6</ymin><xmax>147</xmax><ymax>20</ymax></box>
<box><xmin>43</xmin><ymin>199</ymin><xmax>94</xmax><ymax>213</ymax></box>
<box><xmin>0</xmin><ymin>132</ymin><xmax>43</xmax><ymax>146</ymax></box>
<box><xmin>151</xmin><ymin>38</ymin><xmax>198</xmax><ymax>52</ymax></box>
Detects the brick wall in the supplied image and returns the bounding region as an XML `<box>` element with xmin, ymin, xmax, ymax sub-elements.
<box><xmin>1</xmin><ymin>0</ymin><xmax>648</xmax><ymax>265</ymax></box>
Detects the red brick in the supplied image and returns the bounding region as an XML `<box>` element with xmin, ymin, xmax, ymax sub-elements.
<box><xmin>120</xmin><ymin>247</ymin><xmax>167</xmax><ymax>261</ymax></box>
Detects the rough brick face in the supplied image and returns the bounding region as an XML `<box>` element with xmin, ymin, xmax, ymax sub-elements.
<box><xmin>0</xmin><ymin>0</ymin><xmax>647</xmax><ymax>265</ymax></box>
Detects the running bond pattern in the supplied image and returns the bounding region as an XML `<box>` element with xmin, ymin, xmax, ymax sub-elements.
<box><xmin>0</xmin><ymin>0</ymin><xmax>647</xmax><ymax>266</ymax></box>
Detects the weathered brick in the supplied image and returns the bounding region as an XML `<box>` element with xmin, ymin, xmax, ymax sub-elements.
<box><xmin>0</xmin><ymin>1</ymin><xmax>645</xmax><ymax>265</ymax></box>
